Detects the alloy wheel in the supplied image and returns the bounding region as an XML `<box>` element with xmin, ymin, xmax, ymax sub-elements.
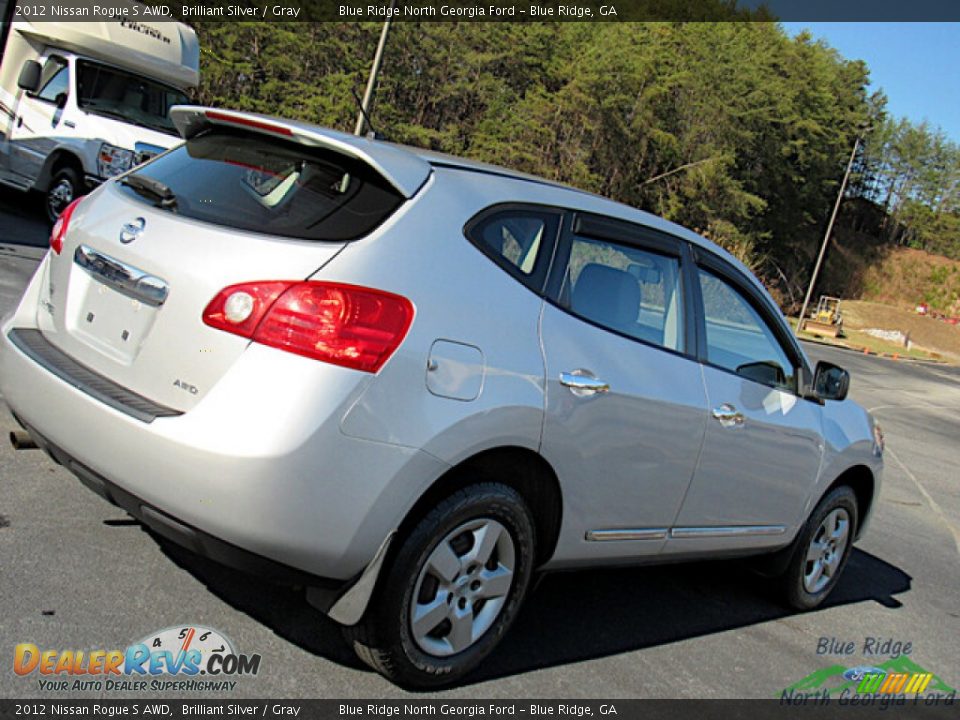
<box><xmin>803</xmin><ymin>507</ymin><xmax>850</xmax><ymax>594</ymax></box>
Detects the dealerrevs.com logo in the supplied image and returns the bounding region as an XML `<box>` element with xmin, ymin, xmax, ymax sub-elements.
<box><xmin>14</xmin><ymin>625</ymin><xmax>261</xmax><ymax>692</ymax></box>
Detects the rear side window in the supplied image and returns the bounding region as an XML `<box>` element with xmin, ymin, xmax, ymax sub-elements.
<box><xmin>560</xmin><ymin>235</ymin><xmax>684</xmax><ymax>352</ymax></box>
<box><xmin>464</xmin><ymin>205</ymin><xmax>561</xmax><ymax>293</ymax></box>
<box><xmin>118</xmin><ymin>130</ymin><xmax>404</xmax><ymax>241</ymax></box>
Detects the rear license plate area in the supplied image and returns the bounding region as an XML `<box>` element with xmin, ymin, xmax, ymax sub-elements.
<box><xmin>66</xmin><ymin>270</ymin><xmax>159</xmax><ymax>364</ymax></box>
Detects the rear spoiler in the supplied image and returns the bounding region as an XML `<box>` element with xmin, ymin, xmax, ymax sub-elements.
<box><xmin>170</xmin><ymin>106</ymin><xmax>431</xmax><ymax>199</ymax></box>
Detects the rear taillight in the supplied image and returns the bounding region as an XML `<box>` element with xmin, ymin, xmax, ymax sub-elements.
<box><xmin>202</xmin><ymin>281</ymin><xmax>414</xmax><ymax>373</ymax></box>
<box><xmin>49</xmin><ymin>197</ymin><xmax>84</xmax><ymax>255</ymax></box>
<box><xmin>202</xmin><ymin>282</ymin><xmax>291</xmax><ymax>338</ymax></box>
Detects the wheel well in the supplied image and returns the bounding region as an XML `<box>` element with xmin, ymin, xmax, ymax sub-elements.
<box><xmin>38</xmin><ymin>151</ymin><xmax>83</xmax><ymax>191</ymax></box>
<box><xmin>398</xmin><ymin>447</ymin><xmax>563</xmax><ymax>567</ymax></box>
<box><xmin>827</xmin><ymin>464</ymin><xmax>875</xmax><ymax>536</ymax></box>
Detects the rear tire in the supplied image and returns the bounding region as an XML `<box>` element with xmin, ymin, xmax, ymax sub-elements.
<box><xmin>46</xmin><ymin>167</ymin><xmax>81</xmax><ymax>223</ymax></box>
<box><xmin>344</xmin><ymin>483</ymin><xmax>535</xmax><ymax>688</ymax></box>
<box><xmin>778</xmin><ymin>486</ymin><xmax>858</xmax><ymax>610</ymax></box>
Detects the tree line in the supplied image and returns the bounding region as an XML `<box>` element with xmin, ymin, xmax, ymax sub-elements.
<box><xmin>853</xmin><ymin>117</ymin><xmax>960</xmax><ymax>261</ymax></box>
<box><xmin>191</xmin><ymin>21</ymin><xmax>958</xmax><ymax>308</ymax></box>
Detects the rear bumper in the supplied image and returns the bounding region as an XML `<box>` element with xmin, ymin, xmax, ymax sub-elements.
<box><xmin>15</xmin><ymin>414</ymin><xmax>348</xmax><ymax>600</ymax></box>
<box><xmin>0</xmin><ymin>278</ymin><xmax>448</xmax><ymax>582</ymax></box>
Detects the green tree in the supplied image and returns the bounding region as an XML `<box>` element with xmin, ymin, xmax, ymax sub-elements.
<box><xmin>191</xmin><ymin>20</ymin><xmax>960</xmax><ymax>300</ymax></box>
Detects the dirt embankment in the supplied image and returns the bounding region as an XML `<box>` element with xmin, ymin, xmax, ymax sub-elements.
<box><xmin>808</xmin><ymin>229</ymin><xmax>960</xmax><ymax>360</ymax></box>
<box><xmin>840</xmin><ymin>301</ymin><xmax>960</xmax><ymax>360</ymax></box>
<box><xmin>823</xmin><ymin>230</ymin><xmax>960</xmax><ymax>316</ymax></box>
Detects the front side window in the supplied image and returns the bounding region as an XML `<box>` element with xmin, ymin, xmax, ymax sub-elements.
<box><xmin>698</xmin><ymin>268</ymin><xmax>795</xmax><ymax>390</ymax></box>
<box><xmin>76</xmin><ymin>60</ymin><xmax>189</xmax><ymax>135</ymax></box>
<box><xmin>34</xmin><ymin>56</ymin><xmax>68</xmax><ymax>103</ymax></box>
<box><xmin>560</xmin><ymin>234</ymin><xmax>684</xmax><ymax>352</ymax></box>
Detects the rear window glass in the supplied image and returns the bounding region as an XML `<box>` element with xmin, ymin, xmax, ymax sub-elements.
<box><xmin>118</xmin><ymin>130</ymin><xmax>404</xmax><ymax>241</ymax></box>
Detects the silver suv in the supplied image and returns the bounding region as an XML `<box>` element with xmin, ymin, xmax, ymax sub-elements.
<box><xmin>0</xmin><ymin>107</ymin><xmax>883</xmax><ymax>687</ymax></box>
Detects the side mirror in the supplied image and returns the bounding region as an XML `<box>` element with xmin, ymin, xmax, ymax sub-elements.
<box><xmin>813</xmin><ymin>361</ymin><xmax>850</xmax><ymax>401</ymax></box>
<box><xmin>737</xmin><ymin>360</ymin><xmax>786</xmax><ymax>387</ymax></box>
<box><xmin>17</xmin><ymin>60</ymin><xmax>42</xmax><ymax>93</ymax></box>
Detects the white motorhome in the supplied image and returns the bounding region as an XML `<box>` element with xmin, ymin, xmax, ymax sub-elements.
<box><xmin>0</xmin><ymin>3</ymin><xmax>199</xmax><ymax>221</ymax></box>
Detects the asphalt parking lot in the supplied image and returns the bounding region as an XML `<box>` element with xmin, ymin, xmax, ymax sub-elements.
<box><xmin>0</xmin><ymin>201</ymin><xmax>957</xmax><ymax>700</ymax></box>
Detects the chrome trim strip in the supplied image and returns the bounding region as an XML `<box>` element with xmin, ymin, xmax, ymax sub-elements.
<box><xmin>670</xmin><ymin>525</ymin><xmax>786</xmax><ymax>539</ymax></box>
<box><xmin>326</xmin><ymin>530</ymin><xmax>396</xmax><ymax>625</ymax></box>
<box><xmin>585</xmin><ymin>528</ymin><xmax>668</xmax><ymax>542</ymax></box>
<box><xmin>74</xmin><ymin>244</ymin><xmax>169</xmax><ymax>307</ymax></box>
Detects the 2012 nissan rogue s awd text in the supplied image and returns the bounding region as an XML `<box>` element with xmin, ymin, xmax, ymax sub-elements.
<box><xmin>0</xmin><ymin>107</ymin><xmax>884</xmax><ymax>687</ymax></box>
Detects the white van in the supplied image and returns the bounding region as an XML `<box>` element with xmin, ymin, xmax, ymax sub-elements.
<box><xmin>0</xmin><ymin>5</ymin><xmax>199</xmax><ymax>221</ymax></box>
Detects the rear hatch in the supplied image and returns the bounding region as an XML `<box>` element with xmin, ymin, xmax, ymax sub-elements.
<box><xmin>33</xmin><ymin>112</ymin><xmax>426</xmax><ymax>412</ymax></box>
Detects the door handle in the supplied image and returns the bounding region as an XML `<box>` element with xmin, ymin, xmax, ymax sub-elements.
<box><xmin>712</xmin><ymin>403</ymin><xmax>745</xmax><ymax>428</ymax></box>
<box><xmin>560</xmin><ymin>371</ymin><xmax>610</xmax><ymax>395</ymax></box>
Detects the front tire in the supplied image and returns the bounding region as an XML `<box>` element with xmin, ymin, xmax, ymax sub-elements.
<box><xmin>46</xmin><ymin>167</ymin><xmax>81</xmax><ymax>223</ymax></box>
<box><xmin>346</xmin><ymin>483</ymin><xmax>536</xmax><ymax>688</ymax></box>
<box><xmin>779</xmin><ymin>486</ymin><xmax>858</xmax><ymax>610</ymax></box>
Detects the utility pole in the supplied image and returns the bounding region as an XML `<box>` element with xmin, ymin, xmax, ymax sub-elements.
<box><xmin>354</xmin><ymin>8</ymin><xmax>395</xmax><ymax>137</ymax></box>
<box><xmin>796</xmin><ymin>135</ymin><xmax>860</xmax><ymax>336</ymax></box>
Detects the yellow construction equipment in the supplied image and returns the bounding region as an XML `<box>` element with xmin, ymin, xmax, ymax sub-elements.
<box><xmin>801</xmin><ymin>296</ymin><xmax>843</xmax><ymax>338</ymax></box>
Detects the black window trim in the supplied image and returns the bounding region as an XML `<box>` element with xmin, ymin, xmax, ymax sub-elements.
<box><xmin>572</xmin><ymin>213</ymin><xmax>682</xmax><ymax>258</ymax></box>
<box><xmin>543</xmin><ymin>211</ymin><xmax>697</xmax><ymax>361</ymax></box>
<box><xmin>690</xmin><ymin>245</ymin><xmax>813</xmax><ymax>396</ymax></box>
<box><xmin>462</xmin><ymin>202</ymin><xmax>566</xmax><ymax>296</ymax></box>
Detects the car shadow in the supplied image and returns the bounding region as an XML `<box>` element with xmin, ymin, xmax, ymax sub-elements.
<box><xmin>152</xmin><ymin>535</ymin><xmax>366</xmax><ymax>670</ymax></box>
<box><xmin>150</xmin><ymin>533</ymin><xmax>910</xmax><ymax>685</ymax></box>
<box><xmin>0</xmin><ymin>185</ymin><xmax>49</xmax><ymax>247</ymax></box>
<box><xmin>470</xmin><ymin>548</ymin><xmax>909</xmax><ymax>685</ymax></box>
